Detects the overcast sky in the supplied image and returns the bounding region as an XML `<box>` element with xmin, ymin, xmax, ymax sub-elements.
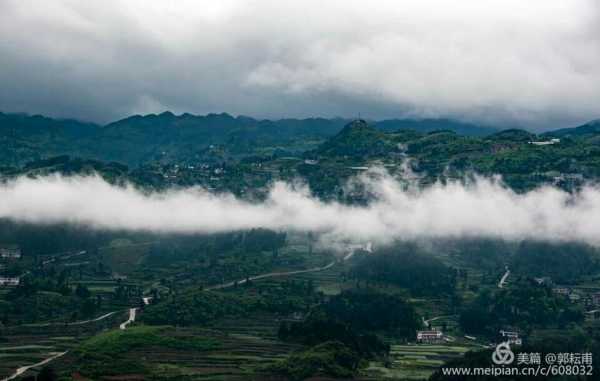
<box><xmin>1</xmin><ymin>1</ymin><xmax>599</xmax><ymax>130</ymax></box>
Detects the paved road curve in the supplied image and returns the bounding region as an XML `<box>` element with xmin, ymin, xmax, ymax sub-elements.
<box><xmin>207</xmin><ymin>246</ymin><xmax>364</xmax><ymax>291</ymax></box>
<box><xmin>119</xmin><ymin>308</ymin><xmax>137</xmax><ymax>330</ymax></box>
<box><xmin>3</xmin><ymin>244</ymin><xmax>371</xmax><ymax>379</ymax></box>
<box><xmin>15</xmin><ymin>311</ymin><xmax>118</xmax><ymax>328</ymax></box>
<box><xmin>1</xmin><ymin>351</ymin><xmax>68</xmax><ymax>381</ymax></box>
<box><xmin>498</xmin><ymin>266</ymin><xmax>510</xmax><ymax>289</ymax></box>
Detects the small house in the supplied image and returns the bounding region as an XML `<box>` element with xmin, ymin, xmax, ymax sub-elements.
<box><xmin>585</xmin><ymin>310</ymin><xmax>600</xmax><ymax>321</ymax></box>
<box><xmin>499</xmin><ymin>330</ymin><xmax>522</xmax><ymax>346</ymax></box>
<box><xmin>0</xmin><ymin>277</ymin><xmax>20</xmax><ymax>287</ymax></box>
<box><xmin>0</xmin><ymin>246</ymin><xmax>21</xmax><ymax>259</ymax></box>
<box><xmin>534</xmin><ymin>277</ymin><xmax>552</xmax><ymax>286</ymax></box>
<box><xmin>528</xmin><ymin>138</ymin><xmax>560</xmax><ymax>146</ymax></box>
<box><xmin>591</xmin><ymin>292</ymin><xmax>600</xmax><ymax>307</ymax></box>
<box><xmin>553</xmin><ymin>287</ymin><xmax>570</xmax><ymax>296</ymax></box>
<box><xmin>417</xmin><ymin>330</ymin><xmax>444</xmax><ymax>344</ymax></box>
<box><xmin>569</xmin><ymin>293</ymin><xmax>582</xmax><ymax>303</ymax></box>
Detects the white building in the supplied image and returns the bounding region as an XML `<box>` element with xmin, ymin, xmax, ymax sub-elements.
<box><xmin>417</xmin><ymin>330</ymin><xmax>444</xmax><ymax>344</ymax></box>
<box><xmin>533</xmin><ymin>277</ymin><xmax>552</xmax><ymax>286</ymax></box>
<box><xmin>569</xmin><ymin>293</ymin><xmax>582</xmax><ymax>303</ymax></box>
<box><xmin>499</xmin><ymin>330</ymin><xmax>522</xmax><ymax>346</ymax></box>
<box><xmin>553</xmin><ymin>287</ymin><xmax>570</xmax><ymax>296</ymax></box>
<box><xmin>591</xmin><ymin>292</ymin><xmax>600</xmax><ymax>307</ymax></box>
<box><xmin>585</xmin><ymin>310</ymin><xmax>600</xmax><ymax>321</ymax></box>
<box><xmin>0</xmin><ymin>247</ymin><xmax>21</xmax><ymax>259</ymax></box>
<box><xmin>529</xmin><ymin>138</ymin><xmax>560</xmax><ymax>146</ymax></box>
<box><xmin>0</xmin><ymin>277</ymin><xmax>20</xmax><ymax>287</ymax></box>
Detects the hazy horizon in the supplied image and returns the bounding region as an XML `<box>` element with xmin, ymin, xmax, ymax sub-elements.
<box><xmin>2</xmin><ymin>108</ymin><xmax>598</xmax><ymax>134</ymax></box>
<box><xmin>1</xmin><ymin>1</ymin><xmax>599</xmax><ymax>131</ymax></box>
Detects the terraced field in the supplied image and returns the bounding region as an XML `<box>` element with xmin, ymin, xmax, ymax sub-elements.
<box><xmin>1</xmin><ymin>244</ymin><xmax>482</xmax><ymax>380</ymax></box>
<box><xmin>291</xmin><ymin>266</ymin><xmax>346</xmax><ymax>296</ymax></box>
<box><xmin>99</xmin><ymin>240</ymin><xmax>155</xmax><ymax>275</ymax></box>
<box><xmin>50</xmin><ymin>318</ymin><xmax>300</xmax><ymax>381</ymax></box>
<box><xmin>0</xmin><ymin>342</ymin><xmax>70</xmax><ymax>381</ymax></box>
<box><xmin>200</xmin><ymin>315</ymin><xmax>301</xmax><ymax>380</ymax></box>
<box><xmin>0</xmin><ymin>311</ymin><xmax>129</xmax><ymax>380</ymax></box>
<box><xmin>362</xmin><ymin>344</ymin><xmax>473</xmax><ymax>380</ymax></box>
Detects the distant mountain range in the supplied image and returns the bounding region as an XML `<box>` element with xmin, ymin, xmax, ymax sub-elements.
<box><xmin>1</xmin><ymin>110</ymin><xmax>598</xmax><ymax>167</ymax></box>
<box><xmin>543</xmin><ymin>119</ymin><xmax>600</xmax><ymax>138</ymax></box>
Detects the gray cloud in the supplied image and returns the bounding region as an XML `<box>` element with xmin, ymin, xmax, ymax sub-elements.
<box><xmin>0</xmin><ymin>1</ymin><xmax>599</xmax><ymax>129</ymax></box>
<box><xmin>1</xmin><ymin>171</ymin><xmax>600</xmax><ymax>247</ymax></box>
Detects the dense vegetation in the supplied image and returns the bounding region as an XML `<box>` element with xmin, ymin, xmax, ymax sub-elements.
<box><xmin>5</xmin><ymin>114</ymin><xmax>600</xmax><ymax>203</ymax></box>
<box><xmin>142</xmin><ymin>280</ymin><xmax>318</xmax><ymax>326</ymax></box>
<box><xmin>0</xmin><ymin>220</ymin><xmax>114</xmax><ymax>257</ymax></box>
<box><xmin>0</xmin><ymin>111</ymin><xmax>496</xmax><ymax>167</ymax></box>
<box><xmin>72</xmin><ymin>326</ymin><xmax>219</xmax><ymax>378</ymax></box>
<box><xmin>275</xmin><ymin>290</ymin><xmax>417</xmax><ymax>378</ymax></box>
<box><xmin>268</xmin><ymin>341</ymin><xmax>362</xmax><ymax>380</ymax></box>
<box><xmin>511</xmin><ymin>241</ymin><xmax>600</xmax><ymax>283</ymax></box>
<box><xmin>459</xmin><ymin>279</ymin><xmax>584</xmax><ymax>335</ymax></box>
<box><xmin>279</xmin><ymin>290</ymin><xmax>418</xmax><ymax>354</ymax></box>
<box><xmin>321</xmin><ymin>289</ymin><xmax>420</xmax><ymax>335</ymax></box>
<box><xmin>350</xmin><ymin>244</ymin><xmax>458</xmax><ymax>296</ymax></box>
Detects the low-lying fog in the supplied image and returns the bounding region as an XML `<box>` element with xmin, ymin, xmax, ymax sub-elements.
<box><xmin>1</xmin><ymin>169</ymin><xmax>599</xmax><ymax>247</ymax></box>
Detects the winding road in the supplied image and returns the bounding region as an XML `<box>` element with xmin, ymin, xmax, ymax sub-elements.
<box><xmin>207</xmin><ymin>261</ymin><xmax>336</xmax><ymax>290</ymax></box>
<box><xmin>422</xmin><ymin>315</ymin><xmax>450</xmax><ymax>328</ymax></box>
<box><xmin>1</xmin><ymin>310</ymin><xmax>134</xmax><ymax>380</ymax></box>
<box><xmin>119</xmin><ymin>308</ymin><xmax>138</xmax><ymax>330</ymax></box>
<box><xmin>17</xmin><ymin>311</ymin><xmax>118</xmax><ymax>328</ymax></box>
<box><xmin>1</xmin><ymin>351</ymin><xmax>68</xmax><ymax>381</ymax></box>
<box><xmin>2</xmin><ymin>244</ymin><xmax>369</xmax><ymax>379</ymax></box>
<box><xmin>206</xmin><ymin>246</ymin><xmax>363</xmax><ymax>291</ymax></box>
<box><xmin>498</xmin><ymin>266</ymin><xmax>510</xmax><ymax>289</ymax></box>
<box><xmin>42</xmin><ymin>250</ymin><xmax>87</xmax><ymax>266</ymax></box>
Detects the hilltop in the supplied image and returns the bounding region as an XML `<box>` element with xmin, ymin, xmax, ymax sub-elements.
<box><xmin>312</xmin><ymin>119</ymin><xmax>394</xmax><ymax>158</ymax></box>
<box><xmin>544</xmin><ymin>119</ymin><xmax>600</xmax><ymax>138</ymax></box>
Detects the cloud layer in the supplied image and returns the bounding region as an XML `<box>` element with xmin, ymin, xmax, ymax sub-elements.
<box><xmin>1</xmin><ymin>1</ymin><xmax>599</xmax><ymax>129</ymax></box>
<box><xmin>1</xmin><ymin>173</ymin><xmax>600</xmax><ymax>247</ymax></box>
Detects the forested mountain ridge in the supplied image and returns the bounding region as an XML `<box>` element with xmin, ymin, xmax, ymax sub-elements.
<box><xmin>544</xmin><ymin>119</ymin><xmax>600</xmax><ymax>138</ymax></box>
<box><xmin>4</xmin><ymin>113</ymin><xmax>600</xmax><ymax>198</ymax></box>
<box><xmin>300</xmin><ymin>119</ymin><xmax>600</xmax><ymax>195</ymax></box>
<box><xmin>0</xmin><ymin>111</ymin><xmax>499</xmax><ymax>166</ymax></box>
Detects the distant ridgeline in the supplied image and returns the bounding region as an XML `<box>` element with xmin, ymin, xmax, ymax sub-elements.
<box><xmin>0</xmin><ymin>111</ymin><xmax>492</xmax><ymax>166</ymax></box>
<box><xmin>1</xmin><ymin>111</ymin><xmax>600</xmax><ymax>196</ymax></box>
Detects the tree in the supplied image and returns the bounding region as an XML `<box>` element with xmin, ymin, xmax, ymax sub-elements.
<box><xmin>75</xmin><ymin>284</ymin><xmax>91</xmax><ymax>299</ymax></box>
<box><xmin>81</xmin><ymin>298</ymin><xmax>97</xmax><ymax>317</ymax></box>
<box><xmin>37</xmin><ymin>366</ymin><xmax>57</xmax><ymax>381</ymax></box>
